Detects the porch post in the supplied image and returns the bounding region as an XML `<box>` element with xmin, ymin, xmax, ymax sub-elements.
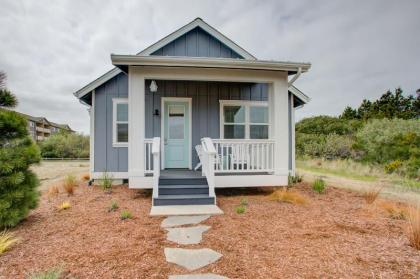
<box><xmin>128</xmin><ymin>67</ymin><xmax>145</xmax><ymax>186</ymax></box>
<box><xmin>270</xmin><ymin>76</ymin><xmax>289</xmax><ymax>177</ymax></box>
<box><xmin>290</xmin><ymin>93</ymin><xmax>296</xmax><ymax>176</ymax></box>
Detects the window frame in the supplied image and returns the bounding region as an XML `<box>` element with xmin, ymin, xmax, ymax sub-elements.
<box><xmin>112</xmin><ymin>98</ymin><xmax>129</xmax><ymax>147</ymax></box>
<box><xmin>219</xmin><ymin>100</ymin><xmax>270</xmax><ymax>139</ymax></box>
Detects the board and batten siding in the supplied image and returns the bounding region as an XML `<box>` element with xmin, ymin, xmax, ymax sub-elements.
<box><xmin>94</xmin><ymin>72</ymin><xmax>128</xmax><ymax>172</ymax></box>
<box><xmin>145</xmin><ymin>80</ymin><xmax>268</xmax><ymax>167</ymax></box>
<box><xmin>151</xmin><ymin>27</ymin><xmax>243</xmax><ymax>59</ymax></box>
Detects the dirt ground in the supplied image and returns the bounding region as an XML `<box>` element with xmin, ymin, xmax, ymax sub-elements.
<box><xmin>31</xmin><ymin>160</ymin><xmax>89</xmax><ymax>191</ymax></box>
<box><xmin>1</xmin><ymin>182</ymin><xmax>419</xmax><ymax>278</ymax></box>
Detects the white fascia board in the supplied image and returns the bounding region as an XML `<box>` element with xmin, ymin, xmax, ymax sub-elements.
<box><xmin>111</xmin><ymin>55</ymin><xmax>311</xmax><ymax>73</ymax></box>
<box><xmin>73</xmin><ymin>67</ymin><xmax>121</xmax><ymax>100</ymax></box>
<box><xmin>288</xmin><ymin>85</ymin><xmax>310</xmax><ymax>104</ymax></box>
<box><xmin>138</xmin><ymin>18</ymin><xmax>256</xmax><ymax>60</ymax></box>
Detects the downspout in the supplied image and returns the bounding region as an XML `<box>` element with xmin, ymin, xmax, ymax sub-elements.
<box><xmin>288</xmin><ymin>67</ymin><xmax>302</xmax><ymax>87</ymax></box>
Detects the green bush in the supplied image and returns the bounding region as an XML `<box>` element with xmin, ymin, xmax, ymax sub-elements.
<box><xmin>312</xmin><ymin>178</ymin><xmax>326</xmax><ymax>194</ymax></box>
<box><xmin>288</xmin><ymin>173</ymin><xmax>303</xmax><ymax>186</ymax></box>
<box><xmin>296</xmin><ymin>116</ymin><xmax>359</xmax><ymax>135</ymax></box>
<box><xmin>39</xmin><ymin>132</ymin><xmax>89</xmax><ymax>159</ymax></box>
<box><xmin>99</xmin><ymin>172</ymin><xmax>113</xmax><ymax>193</ymax></box>
<box><xmin>29</xmin><ymin>266</ymin><xmax>63</xmax><ymax>279</ymax></box>
<box><xmin>0</xmin><ymin>73</ymin><xmax>41</xmax><ymax>228</ymax></box>
<box><xmin>323</xmin><ymin>134</ymin><xmax>354</xmax><ymax>159</ymax></box>
<box><xmin>355</xmin><ymin>119</ymin><xmax>420</xmax><ymax>164</ymax></box>
<box><xmin>384</xmin><ymin>160</ymin><xmax>403</xmax><ymax>174</ymax></box>
<box><xmin>120</xmin><ymin>210</ymin><xmax>133</xmax><ymax>220</ymax></box>
<box><xmin>108</xmin><ymin>200</ymin><xmax>119</xmax><ymax>212</ymax></box>
<box><xmin>235</xmin><ymin>205</ymin><xmax>246</xmax><ymax>214</ymax></box>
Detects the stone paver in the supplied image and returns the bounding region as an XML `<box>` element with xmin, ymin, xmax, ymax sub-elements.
<box><xmin>161</xmin><ymin>215</ymin><xmax>210</xmax><ymax>228</ymax></box>
<box><xmin>169</xmin><ymin>274</ymin><xmax>229</xmax><ymax>279</ymax></box>
<box><xmin>164</xmin><ymin>248</ymin><xmax>222</xmax><ymax>271</ymax></box>
<box><xmin>166</xmin><ymin>225</ymin><xmax>211</xmax><ymax>245</ymax></box>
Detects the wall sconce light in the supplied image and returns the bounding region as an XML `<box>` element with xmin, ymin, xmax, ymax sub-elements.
<box><xmin>154</xmin><ymin>109</ymin><xmax>160</xmax><ymax>116</ymax></box>
<box><xmin>150</xmin><ymin>80</ymin><xmax>158</xmax><ymax>92</ymax></box>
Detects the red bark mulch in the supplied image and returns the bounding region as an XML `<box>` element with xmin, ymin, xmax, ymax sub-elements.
<box><xmin>1</xmin><ymin>182</ymin><xmax>419</xmax><ymax>278</ymax></box>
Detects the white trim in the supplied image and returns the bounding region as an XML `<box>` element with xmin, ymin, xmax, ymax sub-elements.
<box><xmin>138</xmin><ymin>18</ymin><xmax>256</xmax><ymax>60</ymax></box>
<box><xmin>290</xmin><ymin>94</ymin><xmax>296</xmax><ymax>175</ymax></box>
<box><xmin>112</xmin><ymin>98</ymin><xmax>129</xmax><ymax>147</ymax></box>
<box><xmin>89</xmin><ymin>90</ymin><xmax>95</xmax><ymax>175</ymax></box>
<box><xmin>288</xmin><ymin>85</ymin><xmax>310</xmax><ymax>104</ymax></box>
<box><xmin>161</xmin><ymin>97</ymin><xmax>193</xmax><ymax>170</ymax></box>
<box><xmin>214</xmin><ymin>175</ymin><xmax>288</xmax><ymax>187</ymax></box>
<box><xmin>74</xmin><ymin>68</ymin><xmax>121</xmax><ymax>99</ymax></box>
<box><xmin>112</xmin><ymin>55</ymin><xmax>311</xmax><ymax>73</ymax></box>
<box><xmin>219</xmin><ymin>100</ymin><xmax>269</xmax><ymax>139</ymax></box>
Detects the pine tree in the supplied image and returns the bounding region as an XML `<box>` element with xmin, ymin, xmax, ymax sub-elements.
<box><xmin>0</xmin><ymin>71</ymin><xmax>41</xmax><ymax>228</ymax></box>
<box><xmin>340</xmin><ymin>106</ymin><xmax>358</xmax><ymax>120</ymax></box>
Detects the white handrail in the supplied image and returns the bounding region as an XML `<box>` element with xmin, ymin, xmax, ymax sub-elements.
<box><xmin>144</xmin><ymin>139</ymin><xmax>153</xmax><ymax>174</ymax></box>
<box><xmin>151</xmin><ymin>137</ymin><xmax>160</xmax><ymax>198</ymax></box>
<box><xmin>200</xmin><ymin>137</ymin><xmax>216</xmax><ymax>199</ymax></box>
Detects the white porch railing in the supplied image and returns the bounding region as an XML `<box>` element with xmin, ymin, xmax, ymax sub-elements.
<box><xmin>201</xmin><ymin>137</ymin><xmax>216</xmax><ymax>198</ymax></box>
<box><xmin>144</xmin><ymin>139</ymin><xmax>153</xmax><ymax>174</ymax></box>
<box><xmin>212</xmin><ymin>139</ymin><xmax>275</xmax><ymax>173</ymax></box>
<box><xmin>151</xmin><ymin>137</ymin><xmax>160</xmax><ymax>198</ymax></box>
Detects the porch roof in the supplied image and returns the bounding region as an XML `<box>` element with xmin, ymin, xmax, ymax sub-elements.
<box><xmin>110</xmin><ymin>55</ymin><xmax>311</xmax><ymax>75</ymax></box>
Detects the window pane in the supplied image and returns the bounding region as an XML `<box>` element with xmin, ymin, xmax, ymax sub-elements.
<box><xmin>117</xmin><ymin>103</ymin><xmax>128</xmax><ymax>122</ymax></box>
<box><xmin>169</xmin><ymin>115</ymin><xmax>184</xmax><ymax>139</ymax></box>
<box><xmin>224</xmin><ymin>106</ymin><xmax>245</xmax><ymax>123</ymax></box>
<box><xmin>250</xmin><ymin>125</ymin><xmax>268</xmax><ymax>139</ymax></box>
<box><xmin>224</xmin><ymin>125</ymin><xmax>245</xmax><ymax>139</ymax></box>
<box><xmin>117</xmin><ymin>123</ymin><xmax>128</xmax><ymax>142</ymax></box>
<box><xmin>250</xmin><ymin>106</ymin><xmax>268</xmax><ymax>123</ymax></box>
<box><xmin>169</xmin><ymin>105</ymin><xmax>184</xmax><ymax>116</ymax></box>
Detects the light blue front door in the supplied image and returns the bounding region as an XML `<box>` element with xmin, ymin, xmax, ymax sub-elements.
<box><xmin>164</xmin><ymin>100</ymin><xmax>190</xmax><ymax>168</ymax></box>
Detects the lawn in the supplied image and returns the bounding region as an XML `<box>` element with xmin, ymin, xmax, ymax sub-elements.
<box><xmin>1</xmin><ymin>178</ymin><xmax>419</xmax><ymax>278</ymax></box>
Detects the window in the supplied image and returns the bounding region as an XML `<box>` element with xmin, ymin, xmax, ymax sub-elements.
<box><xmin>113</xmin><ymin>98</ymin><xmax>128</xmax><ymax>146</ymax></box>
<box><xmin>220</xmin><ymin>101</ymin><xmax>269</xmax><ymax>139</ymax></box>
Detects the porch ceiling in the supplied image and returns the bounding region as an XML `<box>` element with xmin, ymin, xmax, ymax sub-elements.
<box><xmin>110</xmin><ymin>55</ymin><xmax>311</xmax><ymax>75</ymax></box>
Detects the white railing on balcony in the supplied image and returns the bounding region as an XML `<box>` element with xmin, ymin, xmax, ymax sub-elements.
<box><xmin>151</xmin><ymin>137</ymin><xmax>161</xmax><ymax>198</ymax></box>
<box><xmin>212</xmin><ymin>139</ymin><xmax>275</xmax><ymax>173</ymax></box>
<box><xmin>201</xmin><ymin>137</ymin><xmax>216</xmax><ymax>198</ymax></box>
<box><xmin>144</xmin><ymin>139</ymin><xmax>153</xmax><ymax>174</ymax></box>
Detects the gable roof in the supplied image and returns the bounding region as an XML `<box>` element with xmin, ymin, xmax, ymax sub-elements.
<box><xmin>139</xmin><ymin>18</ymin><xmax>256</xmax><ymax>59</ymax></box>
<box><xmin>74</xmin><ymin>18</ymin><xmax>258</xmax><ymax>100</ymax></box>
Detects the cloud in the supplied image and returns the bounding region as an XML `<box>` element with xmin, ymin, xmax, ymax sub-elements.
<box><xmin>0</xmin><ymin>0</ymin><xmax>419</xmax><ymax>133</ymax></box>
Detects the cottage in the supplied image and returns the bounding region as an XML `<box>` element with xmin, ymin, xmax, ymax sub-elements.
<box><xmin>74</xmin><ymin>18</ymin><xmax>310</xmax><ymax>210</ymax></box>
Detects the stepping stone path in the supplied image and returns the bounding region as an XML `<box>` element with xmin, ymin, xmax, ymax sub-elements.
<box><xmin>161</xmin><ymin>215</ymin><xmax>228</xmax><ymax>278</ymax></box>
<box><xmin>166</xmin><ymin>225</ymin><xmax>211</xmax><ymax>245</ymax></box>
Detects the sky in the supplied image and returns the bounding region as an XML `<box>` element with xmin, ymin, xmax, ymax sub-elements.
<box><xmin>0</xmin><ymin>0</ymin><xmax>419</xmax><ymax>134</ymax></box>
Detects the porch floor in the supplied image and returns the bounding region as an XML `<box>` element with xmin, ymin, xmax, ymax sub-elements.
<box><xmin>160</xmin><ymin>169</ymin><xmax>272</xmax><ymax>178</ymax></box>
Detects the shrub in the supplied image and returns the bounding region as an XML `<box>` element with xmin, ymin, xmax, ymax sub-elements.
<box><xmin>235</xmin><ymin>205</ymin><xmax>246</xmax><ymax>214</ymax></box>
<box><xmin>384</xmin><ymin>160</ymin><xmax>403</xmax><ymax>174</ymax></box>
<box><xmin>0</xmin><ymin>73</ymin><xmax>41</xmax><ymax>228</ymax></box>
<box><xmin>120</xmin><ymin>210</ymin><xmax>133</xmax><ymax>220</ymax></box>
<box><xmin>312</xmin><ymin>178</ymin><xmax>326</xmax><ymax>194</ymax></box>
<box><xmin>47</xmin><ymin>186</ymin><xmax>59</xmax><ymax>198</ymax></box>
<box><xmin>379</xmin><ymin>201</ymin><xmax>407</xmax><ymax>220</ymax></box>
<box><xmin>29</xmin><ymin>266</ymin><xmax>64</xmax><ymax>279</ymax></box>
<box><xmin>58</xmin><ymin>201</ymin><xmax>70</xmax><ymax>211</ymax></box>
<box><xmin>81</xmin><ymin>173</ymin><xmax>90</xmax><ymax>181</ymax></box>
<box><xmin>99</xmin><ymin>172</ymin><xmax>113</xmax><ymax>193</ymax></box>
<box><xmin>62</xmin><ymin>175</ymin><xmax>77</xmax><ymax>196</ymax></box>
<box><xmin>108</xmin><ymin>200</ymin><xmax>119</xmax><ymax>212</ymax></box>
<box><xmin>296</xmin><ymin>116</ymin><xmax>356</xmax><ymax>135</ymax></box>
<box><xmin>39</xmin><ymin>132</ymin><xmax>89</xmax><ymax>159</ymax></box>
<box><xmin>0</xmin><ymin>230</ymin><xmax>19</xmax><ymax>254</ymax></box>
<box><xmin>268</xmin><ymin>189</ymin><xmax>306</xmax><ymax>205</ymax></box>
<box><xmin>362</xmin><ymin>187</ymin><xmax>382</xmax><ymax>204</ymax></box>
<box><xmin>288</xmin><ymin>173</ymin><xmax>303</xmax><ymax>186</ymax></box>
<box><xmin>406</xmin><ymin>207</ymin><xmax>420</xmax><ymax>250</ymax></box>
<box><xmin>323</xmin><ymin>134</ymin><xmax>354</xmax><ymax>159</ymax></box>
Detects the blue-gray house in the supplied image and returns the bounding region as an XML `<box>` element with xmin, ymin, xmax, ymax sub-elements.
<box><xmin>74</xmin><ymin>18</ymin><xmax>310</xmax><ymax>211</ymax></box>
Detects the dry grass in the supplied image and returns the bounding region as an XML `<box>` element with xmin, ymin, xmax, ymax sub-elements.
<box><xmin>0</xmin><ymin>231</ymin><xmax>19</xmax><ymax>255</ymax></box>
<box><xmin>268</xmin><ymin>189</ymin><xmax>307</xmax><ymax>205</ymax></box>
<box><xmin>47</xmin><ymin>186</ymin><xmax>59</xmax><ymax>198</ymax></box>
<box><xmin>379</xmin><ymin>200</ymin><xmax>408</xmax><ymax>220</ymax></box>
<box><xmin>407</xmin><ymin>206</ymin><xmax>420</xmax><ymax>250</ymax></box>
<box><xmin>62</xmin><ymin>175</ymin><xmax>77</xmax><ymax>196</ymax></box>
<box><xmin>362</xmin><ymin>187</ymin><xmax>382</xmax><ymax>204</ymax></box>
<box><xmin>81</xmin><ymin>173</ymin><xmax>90</xmax><ymax>181</ymax></box>
<box><xmin>58</xmin><ymin>201</ymin><xmax>71</xmax><ymax>211</ymax></box>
